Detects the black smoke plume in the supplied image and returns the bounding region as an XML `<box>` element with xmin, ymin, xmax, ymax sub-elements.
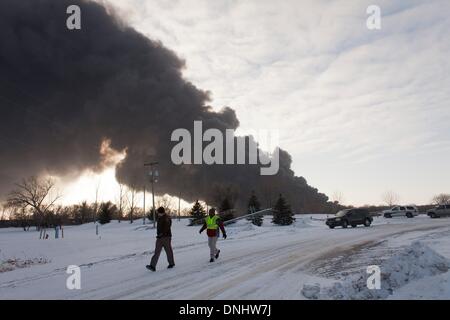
<box><xmin>0</xmin><ymin>0</ymin><xmax>329</xmax><ymax>212</ymax></box>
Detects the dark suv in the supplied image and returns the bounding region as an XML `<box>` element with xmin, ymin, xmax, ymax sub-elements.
<box><xmin>326</xmin><ymin>208</ymin><xmax>373</xmax><ymax>229</ymax></box>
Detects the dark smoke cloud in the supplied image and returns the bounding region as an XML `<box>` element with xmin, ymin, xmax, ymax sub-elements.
<box><xmin>0</xmin><ymin>0</ymin><xmax>329</xmax><ymax>212</ymax></box>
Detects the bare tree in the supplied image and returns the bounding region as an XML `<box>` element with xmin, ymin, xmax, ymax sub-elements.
<box><xmin>332</xmin><ymin>190</ymin><xmax>345</xmax><ymax>205</ymax></box>
<box><xmin>0</xmin><ymin>205</ymin><xmax>6</xmax><ymax>221</ymax></box>
<box><xmin>126</xmin><ymin>185</ymin><xmax>139</xmax><ymax>223</ymax></box>
<box><xmin>432</xmin><ymin>193</ymin><xmax>450</xmax><ymax>205</ymax></box>
<box><xmin>180</xmin><ymin>207</ymin><xmax>190</xmax><ymax>217</ymax></box>
<box><xmin>381</xmin><ymin>191</ymin><xmax>400</xmax><ymax>207</ymax></box>
<box><xmin>2</xmin><ymin>201</ymin><xmax>29</xmax><ymax>230</ymax></box>
<box><xmin>7</xmin><ymin>176</ymin><xmax>60</xmax><ymax>237</ymax></box>
<box><xmin>116</xmin><ymin>183</ymin><xmax>125</xmax><ymax>222</ymax></box>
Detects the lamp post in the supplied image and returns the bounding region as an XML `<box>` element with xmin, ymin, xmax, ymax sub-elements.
<box><xmin>144</xmin><ymin>162</ymin><xmax>159</xmax><ymax>228</ymax></box>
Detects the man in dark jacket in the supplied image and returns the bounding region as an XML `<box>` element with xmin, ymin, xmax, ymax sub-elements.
<box><xmin>199</xmin><ymin>208</ymin><xmax>227</xmax><ymax>262</ymax></box>
<box><xmin>146</xmin><ymin>207</ymin><xmax>175</xmax><ymax>271</ymax></box>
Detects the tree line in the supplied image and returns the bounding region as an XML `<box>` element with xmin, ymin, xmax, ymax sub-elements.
<box><xmin>1</xmin><ymin>176</ymin><xmax>302</xmax><ymax>229</ymax></box>
<box><xmin>1</xmin><ymin>176</ymin><xmax>448</xmax><ymax>229</ymax></box>
<box><xmin>0</xmin><ymin>176</ymin><xmax>177</xmax><ymax>229</ymax></box>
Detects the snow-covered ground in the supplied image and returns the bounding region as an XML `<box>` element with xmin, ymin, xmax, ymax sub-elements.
<box><xmin>1</xmin><ymin>214</ymin><xmax>450</xmax><ymax>299</ymax></box>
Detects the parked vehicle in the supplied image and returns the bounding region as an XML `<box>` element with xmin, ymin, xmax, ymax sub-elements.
<box><xmin>427</xmin><ymin>205</ymin><xmax>450</xmax><ymax>218</ymax></box>
<box><xmin>383</xmin><ymin>206</ymin><xmax>419</xmax><ymax>218</ymax></box>
<box><xmin>326</xmin><ymin>208</ymin><xmax>373</xmax><ymax>229</ymax></box>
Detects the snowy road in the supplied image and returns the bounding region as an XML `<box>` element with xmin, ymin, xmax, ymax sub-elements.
<box><xmin>1</xmin><ymin>215</ymin><xmax>450</xmax><ymax>299</ymax></box>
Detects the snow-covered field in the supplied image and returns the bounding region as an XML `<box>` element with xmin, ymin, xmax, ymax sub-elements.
<box><xmin>1</xmin><ymin>214</ymin><xmax>450</xmax><ymax>299</ymax></box>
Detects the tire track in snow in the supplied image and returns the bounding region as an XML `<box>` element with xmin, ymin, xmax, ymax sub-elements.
<box><xmin>101</xmin><ymin>222</ymin><xmax>450</xmax><ymax>299</ymax></box>
<box><xmin>0</xmin><ymin>240</ymin><xmax>207</xmax><ymax>290</ymax></box>
<box><xmin>2</xmin><ymin>219</ymin><xmax>450</xmax><ymax>299</ymax></box>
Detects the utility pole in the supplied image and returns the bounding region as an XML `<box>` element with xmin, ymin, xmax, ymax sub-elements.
<box><xmin>144</xmin><ymin>162</ymin><xmax>159</xmax><ymax>228</ymax></box>
<box><xmin>143</xmin><ymin>185</ymin><xmax>146</xmax><ymax>225</ymax></box>
<box><xmin>118</xmin><ymin>184</ymin><xmax>123</xmax><ymax>223</ymax></box>
<box><xmin>94</xmin><ymin>180</ymin><xmax>100</xmax><ymax>223</ymax></box>
<box><xmin>178</xmin><ymin>192</ymin><xmax>181</xmax><ymax>222</ymax></box>
<box><xmin>151</xmin><ymin>172</ymin><xmax>156</xmax><ymax>228</ymax></box>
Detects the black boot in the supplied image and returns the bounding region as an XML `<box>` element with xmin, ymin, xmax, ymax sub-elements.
<box><xmin>167</xmin><ymin>264</ymin><xmax>175</xmax><ymax>269</ymax></box>
<box><xmin>146</xmin><ymin>265</ymin><xmax>156</xmax><ymax>272</ymax></box>
<box><xmin>215</xmin><ymin>250</ymin><xmax>221</xmax><ymax>259</ymax></box>
<box><xmin>209</xmin><ymin>258</ymin><xmax>215</xmax><ymax>263</ymax></box>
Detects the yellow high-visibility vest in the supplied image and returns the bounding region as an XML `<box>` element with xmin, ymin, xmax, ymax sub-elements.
<box><xmin>206</xmin><ymin>215</ymin><xmax>219</xmax><ymax>229</ymax></box>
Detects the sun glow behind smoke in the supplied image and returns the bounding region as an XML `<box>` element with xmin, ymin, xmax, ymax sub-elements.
<box><xmin>55</xmin><ymin>140</ymin><xmax>127</xmax><ymax>205</ymax></box>
<box><xmin>57</xmin><ymin>166</ymin><xmax>121</xmax><ymax>205</ymax></box>
<box><xmin>54</xmin><ymin>140</ymin><xmax>192</xmax><ymax>211</ymax></box>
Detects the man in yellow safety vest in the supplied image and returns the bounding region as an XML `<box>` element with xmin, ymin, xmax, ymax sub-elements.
<box><xmin>199</xmin><ymin>208</ymin><xmax>227</xmax><ymax>262</ymax></box>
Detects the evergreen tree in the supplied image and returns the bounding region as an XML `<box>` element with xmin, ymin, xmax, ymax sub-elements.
<box><xmin>98</xmin><ymin>202</ymin><xmax>116</xmax><ymax>225</ymax></box>
<box><xmin>188</xmin><ymin>200</ymin><xmax>206</xmax><ymax>225</ymax></box>
<box><xmin>73</xmin><ymin>201</ymin><xmax>94</xmax><ymax>224</ymax></box>
<box><xmin>247</xmin><ymin>191</ymin><xmax>263</xmax><ymax>226</ymax></box>
<box><xmin>272</xmin><ymin>194</ymin><xmax>295</xmax><ymax>226</ymax></box>
<box><xmin>220</xmin><ymin>196</ymin><xmax>235</xmax><ymax>223</ymax></box>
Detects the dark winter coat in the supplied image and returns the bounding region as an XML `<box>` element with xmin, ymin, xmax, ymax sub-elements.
<box><xmin>156</xmin><ymin>214</ymin><xmax>172</xmax><ymax>238</ymax></box>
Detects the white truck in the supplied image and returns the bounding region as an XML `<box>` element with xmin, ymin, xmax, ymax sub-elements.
<box><xmin>383</xmin><ymin>205</ymin><xmax>419</xmax><ymax>218</ymax></box>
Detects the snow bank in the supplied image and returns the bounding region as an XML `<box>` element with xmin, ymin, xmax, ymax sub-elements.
<box><xmin>0</xmin><ymin>256</ymin><xmax>50</xmax><ymax>273</ymax></box>
<box><xmin>388</xmin><ymin>271</ymin><xmax>450</xmax><ymax>299</ymax></box>
<box><xmin>305</xmin><ymin>241</ymin><xmax>449</xmax><ymax>299</ymax></box>
<box><xmin>301</xmin><ymin>283</ymin><xmax>321</xmax><ymax>299</ymax></box>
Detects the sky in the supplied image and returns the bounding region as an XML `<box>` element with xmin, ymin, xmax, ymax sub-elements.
<box><xmin>71</xmin><ymin>0</ymin><xmax>450</xmax><ymax>207</ymax></box>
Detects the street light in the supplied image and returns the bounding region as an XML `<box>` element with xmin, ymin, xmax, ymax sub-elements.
<box><xmin>144</xmin><ymin>162</ymin><xmax>159</xmax><ymax>228</ymax></box>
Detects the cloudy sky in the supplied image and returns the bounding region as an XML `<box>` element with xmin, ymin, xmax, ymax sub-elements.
<box><xmin>103</xmin><ymin>0</ymin><xmax>450</xmax><ymax>206</ymax></box>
